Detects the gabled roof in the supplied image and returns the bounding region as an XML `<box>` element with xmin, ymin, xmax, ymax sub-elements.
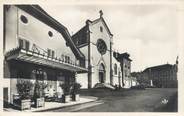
<box><xmin>72</xmin><ymin>25</ymin><xmax>88</xmax><ymax>47</ymax></box>
<box><xmin>72</xmin><ymin>13</ymin><xmax>113</xmax><ymax>48</ymax></box>
<box><xmin>16</xmin><ymin>5</ymin><xmax>85</xmax><ymax>59</ymax></box>
<box><xmin>87</xmin><ymin>17</ymin><xmax>113</xmax><ymax>36</ymax></box>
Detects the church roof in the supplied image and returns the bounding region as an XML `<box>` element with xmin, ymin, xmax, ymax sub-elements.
<box><xmin>87</xmin><ymin>17</ymin><xmax>113</xmax><ymax>36</ymax></box>
<box><xmin>72</xmin><ymin>14</ymin><xmax>113</xmax><ymax>46</ymax></box>
<box><xmin>16</xmin><ymin>5</ymin><xmax>85</xmax><ymax>59</ymax></box>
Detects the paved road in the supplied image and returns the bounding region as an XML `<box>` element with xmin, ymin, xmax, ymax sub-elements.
<box><xmin>50</xmin><ymin>88</ymin><xmax>177</xmax><ymax>112</ymax></box>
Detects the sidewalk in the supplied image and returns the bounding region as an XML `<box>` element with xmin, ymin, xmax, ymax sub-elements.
<box><xmin>3</xmin><ymin>96</ymin><xmax>98</xmax><ymax>112</ymax></box>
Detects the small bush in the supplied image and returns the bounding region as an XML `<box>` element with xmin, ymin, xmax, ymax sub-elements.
<box><xmin>59</xmin><ymin>83</ymin><xmax>72</xmax><ymax>95</ymax></box>
<box><xmin>16</xmin><ymin>80</ymin><xmax>33</xmax><ymax>100</ymax></box>
<box><xmin>71</xmin><ymin>83</ymin><xmax>81</xmax><ymax>94</ymax></box>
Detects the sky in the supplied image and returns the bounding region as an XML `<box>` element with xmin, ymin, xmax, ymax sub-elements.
<box><xmin>41</xmin><ymin>4</ymin><xmax>179</xmax><ymax>72</ymax></box>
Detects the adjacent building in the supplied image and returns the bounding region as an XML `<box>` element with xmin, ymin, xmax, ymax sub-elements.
<box><xmin>143</xmin><ymin>60</ymin><xmax>178</xmax><ymax>88</ymax></box>
<box><xmin>132</xmin><ymin>58</ymin><xmax>178</xmax><ymax>88</ymax></box>
<box><xmin>113</xmin><ymin>52</ymin><xmax>132</xmax><ymax>88</ymax></box>
<box><xmin>3</xmin><ymin>5</ymin><xmax>87</xmax><ymax>105</ymax></box>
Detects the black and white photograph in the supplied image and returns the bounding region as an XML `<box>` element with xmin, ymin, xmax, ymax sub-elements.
<box><xmin>1</xmin><ymin>0</ymin><xmax>184</xmax><ymax>114</ymax></box>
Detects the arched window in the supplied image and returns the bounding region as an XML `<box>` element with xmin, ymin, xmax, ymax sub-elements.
<box><xmin>100</xmin><ymin>26</ymin><xmax>103</xmax><ymax>32</ymax></box>
<box><xmin>114</xmin><ymin>63</ymin><xmax>117</xmax><ymax>75</ymax></box>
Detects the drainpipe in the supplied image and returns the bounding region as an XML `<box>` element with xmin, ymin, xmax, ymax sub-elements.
<box><xmin>110</xmin><ymin>35</ymin><xmax>113</xmax><ymax>85</ymax></box>
<box><xmin>86</xmin><ymin>20</ymin><xmax>92</xmax><ymax>89</ymax></box>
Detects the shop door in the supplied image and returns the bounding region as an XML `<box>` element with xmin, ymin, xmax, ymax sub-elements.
<box><xmin>3</xmin><ymin>87</ymin><xmax>8</xmax><ymax>107</ymax></box>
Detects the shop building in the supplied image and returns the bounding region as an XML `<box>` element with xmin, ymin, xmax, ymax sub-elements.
<box><xmin>3</xmin><ymin>5</ymin><xmax>87</xmax><ymax>105</ymax></box>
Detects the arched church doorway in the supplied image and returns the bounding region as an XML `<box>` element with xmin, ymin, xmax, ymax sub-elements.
<box><xmin>99</xmin><ymin>63</ymin><xmax>106</xmax><ymax>83</ymax></box>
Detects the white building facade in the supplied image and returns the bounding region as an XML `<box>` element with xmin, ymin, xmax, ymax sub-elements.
<box><xmin>72</xmin><ymin>12</ymin><xmax>132</xmax><ymax>89</ymax></box>
<box><xmin>3</xmin><ymin>5</ymin><xmax>87</xmax><ymax>105</ymax></box>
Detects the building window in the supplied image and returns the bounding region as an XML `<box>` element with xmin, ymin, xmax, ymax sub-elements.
<box><xmin>47</xmin><ymin>49</ymin><xmax>55</xmax><ymax>58</ymax></box>
<box><xmin>100</xmin><ymin>26</ymin><xmax>103</xmax><ymax>32</ymax></box>
<box><xmin>61</xmin><ymin>54</ymin><xmax>64</xmax><ymax>62</ymax></box>
<box><xmin>64</xmin><ymin>55</ymin><xmax>70</xmax><ymax>63</ymax></box>
<box><xmin>47</xmin><ymin>49</ymin><xmax>51</xmax><ymax>57</ymax></box>
<box><xmin>52</xmin><ymin>50</ymin><xmax>55</xmax><ymax>58</ymax></box>
<box><xmin>18</xmin><ymin>39</ymin><xmax>30</xmax><ymax>51</ymax></box>
<box><xmin>114</xmin><ymin>63</ymin><xmax>117</xmax><ymax>75</ymax></box>
<box><xmin>19</xmin><ymin>39</ymin><xmax>23</xmax><ymax>48</ymax></box>
<box><xmin>48</xmin><ymin>31</ymin><xmax>53</xmax><ymax>37</ymax></box>
<box><xmin>125</xmin><ymin>70</ymin><xmax>127</xmax><ymax>77</ymax></box>
<box><xmin>20</xmin><ymin>15</ymin><xmax>28</xmax><ymax>24</ymax></box>
<box><xmin>25</xmin><ymin>41</ymin><xmax>30</xmax><ymax>51</ymax></box>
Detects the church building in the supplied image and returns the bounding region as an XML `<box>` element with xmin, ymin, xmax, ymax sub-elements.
<box><xmin>72</xmin><ymin>11</ymin><xmax>132</xmax><ymax>88</ymax></box>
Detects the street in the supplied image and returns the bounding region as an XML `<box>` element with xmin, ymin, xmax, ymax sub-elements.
<box><xmin>50</xmin><ymin>88</ymin><xmax>177</xmax><ymax>112</ymax></box>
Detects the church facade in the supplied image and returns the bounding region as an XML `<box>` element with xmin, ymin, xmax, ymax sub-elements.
<box><xmin>72</xmin><ymin>11</ymin><xmax>132</xmax><ymax>88</ymax></box>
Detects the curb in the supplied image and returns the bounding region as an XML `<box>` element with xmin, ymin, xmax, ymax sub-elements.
<box><xmin>34</xmin><ymin>97</ymin><xmax>99</xmax><ymax>112</ymax></box>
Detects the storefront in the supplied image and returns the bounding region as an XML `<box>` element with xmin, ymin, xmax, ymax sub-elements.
<box><xmin>3</xmin><ymin>5</ymin><xmax>88</xmax><ymax>105</ymax></box>
<box><xmin>5</xmin><ymin>47</ymin><xmax>87</xmax><ymax>104</ymax></box>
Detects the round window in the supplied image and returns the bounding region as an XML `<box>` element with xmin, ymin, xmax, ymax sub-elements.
<box><xmin>48</xmin><ymin>31</ymin><xmax>53</xmax><ymax>37</ymax></box>
<box><xmin>96</xmin><ymin>39</ymin><xmax>107</xmax><ymax>55</ymax></box>
<box><xmin>20</xmin><ymin>15</ymin><xmax>28</xmax><ymax>24</ymax></box>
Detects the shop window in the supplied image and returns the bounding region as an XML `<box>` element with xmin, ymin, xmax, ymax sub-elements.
<box><xmin>20</xmin><ymin>15</ymin><xmax>28</xmax><ymax>24</ymax></box>
<box><xmin>114</xmin><ymin>63</ymin><xmax>117</xmax><ymax>75</ymax></box>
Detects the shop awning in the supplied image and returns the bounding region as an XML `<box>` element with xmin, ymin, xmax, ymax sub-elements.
<box><xmin>5</xmin><ymin>48</ymin><xmax>88</xmax><ymax>73</ymax></box>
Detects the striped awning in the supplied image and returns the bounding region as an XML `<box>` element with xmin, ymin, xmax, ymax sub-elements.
<box><xmin>5</xmin><ymin>48</ymin><xmax>88</xmax><ymax>73</ymax></box>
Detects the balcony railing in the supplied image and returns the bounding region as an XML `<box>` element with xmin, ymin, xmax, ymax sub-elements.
<box><xmin>5</xmin><ymin>47</ymin><xmax>87</xmax><ymax>72</ymax></box>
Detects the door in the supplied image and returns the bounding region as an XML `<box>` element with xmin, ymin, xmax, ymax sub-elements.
<box><xmin>99</xmin><ymin>72</ymin><xmax>104</xmax><ymax>83</ymax></box>
<box><xmin>3</xmin><ymin>87</ymin><xmax>8</xmax><ymax>108</ymax></box>
<box><xmin>99</xmin><ymin>63</ymin><xmax>106</xmax><ymax>83</ymax></box>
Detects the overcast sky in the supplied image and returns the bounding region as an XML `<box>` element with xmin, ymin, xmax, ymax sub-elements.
<box><xmin>41</xmin><ymin>4</ymin><xmax>179</xmax><ymax>72</ymax></box>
